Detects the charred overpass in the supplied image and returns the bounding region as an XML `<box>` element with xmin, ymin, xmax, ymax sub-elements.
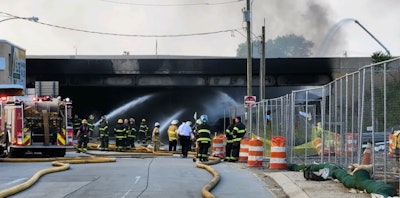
<box><xmin>26</xmin><ymin>55</ymin><xmax>371</xmax><ymax>88</ymax></box>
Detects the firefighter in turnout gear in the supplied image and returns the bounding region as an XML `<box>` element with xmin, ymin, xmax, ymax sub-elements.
<box><xmin>224</xmin><ymin>118</ymin><xmax>236</xmax><ymax>162</ymax></box>
<box><xmin>114</xmin><ymin>118</ymin><xmax>126</xmax><ymax>151</ymax></box>
<box><xmin>231</xmin><ymin>116</ymin><xmax>246</xmax><ymax>162</ymax></box>
<box><xmin>98</xmin><ymin>116</ymin><xmax>109</xmax><ymax>151</ymax></box>
<box><xmin>87</xmin><ymin>114</ymin><xmax>95</xmax><ymax>139</ymax></box>
<box><xmin>196</xmin><ymin>115</ymin><xmax>211</xmax><ymax>162</ymax></box>
<box><xmin>168</xmin><ymin>120</ymin><xmax>179</xmax><ymax>151</ymax></box>
<box><xmin>127</xmin><ymin>118</ymin><xmax>137</xmax><ymax>149</ymax></box>
<box><xmin>72</xmin><ymin>114</ymin><xmax>81</xmax><ymax>136</ymax></box>
<box><xmin>50</xmin><ymin>119</ymin><xmax>59</xmax><ymax>145</ymax></box>
<box><xmin>76</xmin><ymin>119</ymin><xmax>90</xmax><ymax>153</ymax></box>
<box><xmin>139</xmin><ymin>118</ymin><xmax>149</xmax><ymax>144</ymax></box>
<box><xmin>152</xmin><ymin>122</ymin><xmax>161</xmax><ymax>152</ymax></box>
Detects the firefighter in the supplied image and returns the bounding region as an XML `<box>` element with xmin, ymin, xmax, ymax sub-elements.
<box><xmin>230</xmin><ymin>116</ymin><xmax>246</xmax><ymax>162</ymax></box>
<box><xmin>87</xmin><ymin>114</ymin><xmax>95</xmax><ymax>139</ymax></box>
<box><xmin>138</xmin><ymin>118</ymin><xmax>149</xmax><ymax>144</ymax></box>
<box><xmin>114</xmin><ymin>118</ymin><xmax>126</xmax><ymax>151</ymax></box>
<box><xmin>76</xmin><ymin>119</ymin><xmax>90</xmax><ymax>153</ymax></box>
<box><xmin>98</xmin><ymin>115</ymin><xmax>109</xmax><ymax>151</ymax></box>
<box><xmin>224</xmin><ymin>118</ymin><xmax>236</xmax><ymax>162</ymax></box>
<box><xmin>196</xmin><ymin>115</ymin><xmax>211</xmax><ymax>162</ymax></box>
<box><xmin>50</xmin><ymin>119</ymin><xmax>59</xmax><ymax>145</ymax></box>
<box><xmin>123</xmin><ymin>118</ymin><xmax>129</xmax><ymax>150</ymax></box>
<box><xmin>72</xmin><ymin>114</ymin><xmax>82</xmax><ymax>136</ymax></box>
<box><xmin>152</xmin><ymin>122</ymin><xmax>161</xmax><ymax>152</ymax></box>
<box><xmin>167</xmin><ymin>120</ymin><xmax>179</xmax><ymax>151</ymax></box>
<box><xmin>127</xmin><ymin>118</ymin><xmax>137</xmax><ymax>149</ymax></box>
<box><xmin>191</xmin><ymin>119</ymin><xmax>202</xmax><ymax>162</ymax></box>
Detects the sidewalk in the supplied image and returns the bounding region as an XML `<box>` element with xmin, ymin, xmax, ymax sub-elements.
<box><xmin>266</xmin><ymin>171</ymin><xmax>370</xmax><ymax>198</ymax></box>
<box><xmin>229</xmin><ymin>162</ymin><xmax>371</xmax><ymax>198</ymax></box>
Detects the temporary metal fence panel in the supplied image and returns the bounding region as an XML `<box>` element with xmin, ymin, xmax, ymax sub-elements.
<box><xmin>254</xmin><ymin>58</ymin><xmax>400</xmax><ymax>191</ymax></box>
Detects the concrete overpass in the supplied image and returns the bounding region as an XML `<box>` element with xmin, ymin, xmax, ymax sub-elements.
<box><xmin>25</xmin><ymin>55</ymin><xmax>373</xmax><ymax>131</ymax></box>
<box><xmin>26</xmin><ymin>55</ymin><xmax>371</xmax><ymax>88</ymax></box>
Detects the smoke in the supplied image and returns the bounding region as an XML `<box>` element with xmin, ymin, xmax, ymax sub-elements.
<box><xmin>252</xmin><ymin>0</ymin><xmax>348</xmax><ymax>57</ymax></box>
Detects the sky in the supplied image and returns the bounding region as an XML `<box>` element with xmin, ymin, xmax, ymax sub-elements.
<box><xmin>1</xmin><ymin>0</ymin><xmax>399</xmax><ymax>57</ymax></box>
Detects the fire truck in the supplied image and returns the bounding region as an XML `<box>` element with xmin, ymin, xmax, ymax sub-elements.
<box><xmin>0</xmin><ymin>40</ymin><xmax>74</xmax><ymax>157</ymax></box>
<box><xmin>0</xmin><ymin>90</ymin><xmax>74</xmax><ymax>157</ymax></box>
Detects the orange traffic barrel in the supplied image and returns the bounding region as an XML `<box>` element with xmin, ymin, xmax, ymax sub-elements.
<box><xmin>345</xmin><ymin>133</ymin><xmax>358</xmax><ymax>156</ymax></box>
<box><xmin>239</xmin><ymin>137</ymin><xmax>251</xmax><ymax>162</ymax></box>
<box><xmin>312</xmin><ymin>138</ymin><xmax>330</xmax><ymax>156</ymax></box>
<box><xmin>270</xmin><ymin>136</ymin><xmax>287</xmax><ymax>169</ymax></box>
<box><xmin>247</xmin><ymin>138</ymin><xmax>264</xmax><ymax>167</ymax></box>
<box><xmin>212</xmin><ymin>134</ymin><xmax>226</xmax><ymax>159</ymax></box>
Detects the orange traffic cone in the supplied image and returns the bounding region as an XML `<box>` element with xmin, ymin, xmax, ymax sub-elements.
<box><xmin>361</xmin><ymin>142</ymin><xmax>371</xmax><ymax>165</ymax></box>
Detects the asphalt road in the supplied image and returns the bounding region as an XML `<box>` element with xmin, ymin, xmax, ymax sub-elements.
<box><xmin>0</xmin><ymin>152</ymin><xmax>274</xmax><ymax>198</ymax></box>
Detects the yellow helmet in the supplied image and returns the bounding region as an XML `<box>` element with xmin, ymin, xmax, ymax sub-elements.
<box><xmin>117</xmin><ymin>119</ymin><xmax>123</xmax><ymax>124</ymax></box>
<box><xmin>89</xmin><ymin>114</ymin><xmax>94</xmax><ymax>119</ymax></box>
<box><xmin>81</xmin><ymin>119</ymin><xmax>88</xmax><ymax>124</ymax></box>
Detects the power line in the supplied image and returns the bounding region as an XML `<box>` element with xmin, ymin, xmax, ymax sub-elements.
<box><xmin>1</xmin><ymin>11</ymin><xmax>243</xmax><ymax>38</ymax></box>
<box><xmin>100</xmin><ymin>0</ymin><xmax>244</xmax><ymax>7</ymax></box>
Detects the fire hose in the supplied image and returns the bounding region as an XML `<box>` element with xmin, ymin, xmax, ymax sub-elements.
<box><xmin>0</xmin><ymin>157</ymin><xmax>116</xmax><ymax>197</ymax></box>
<box><xmin>0</xmin><ymin>142</ymin><xmax>223</xmax><ymax>198</ymax></box>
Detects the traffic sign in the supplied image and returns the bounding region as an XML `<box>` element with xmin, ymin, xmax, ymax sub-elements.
<box><xmin>244</xmin><ymin>95</ymin><xmax>256</xmax><ymax>107</ymax></box>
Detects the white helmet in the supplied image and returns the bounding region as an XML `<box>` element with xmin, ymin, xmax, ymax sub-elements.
<box><xmin>154</xmin><ymin>122</ymin><xmax>160</xmax><ymax>127</ymax></box>
<box><xmin>186</xmin><ymin>121</ymin><xmax>192</xmax><ymax>126</ymax></box>
<box><xmin>171</xmin><ymin>120</ymin><xmax>178</xmax><ymax>125</ymax></box>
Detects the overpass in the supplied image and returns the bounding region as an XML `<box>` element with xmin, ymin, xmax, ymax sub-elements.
<box><xmin>26</xmin><ymin>55</ymin><xmax>371</xmax><ymax>88</ymax></box>
<box><xmin>25</xmin><ymin>55</ymin><xmax>372</xmax><ymax>131</ymax></box>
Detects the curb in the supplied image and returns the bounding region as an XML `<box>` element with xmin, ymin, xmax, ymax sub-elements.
<box><xmin>265</xmin><ymin>172</ymin><xmax>311</xmax><ymax>198</ymax></box>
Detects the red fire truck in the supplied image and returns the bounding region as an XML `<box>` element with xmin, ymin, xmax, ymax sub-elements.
<box><xmin>0</xmin><ymin>40</ymin><xmax>73</xmax><ymax>157</ymax></box>
<box><xmin>0</xmin><ymin>86</ymin><xmax>74</xmax><ymax>157</ymax></box>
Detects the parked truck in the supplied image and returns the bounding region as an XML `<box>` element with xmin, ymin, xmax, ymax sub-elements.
<box><xmin>0</xmin><ymin>40</ymin><xmax>74</xmax><ymax>157</ymax></box>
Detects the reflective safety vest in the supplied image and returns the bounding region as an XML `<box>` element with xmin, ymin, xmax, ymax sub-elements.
<box><xmin>114</xmin><ymin>124</ymin><xmax>126</xmax><ymax>139</ymax></box>
<box><xmin>233</xmin><ymin>122</ymin><xmax>246</xmax><ymax>142</ymax></box>
<box><xmin>99</xmin><ymin>121</ymin><xmax>109</xmax><ymax>137</ymax></box>
<box><xmin>87</xmin><ymin>119</ymin><xmax>95</xmax><ymax>133</ymax></box>
<box><xmin>225</xmin><ymin>123</ymin><xmax>235</xmax><ymax>143</ymax></box>
<box><xmin>128</xmin><ymin>124</ymin><xmax>137</xmax><ymax>138</ymax></box>
<box><xmin>196</xmin><ymin>124</ymin><xmax>211</xmax><ymax>143</ymax></box>
<box><xmin>168</xmin><ymin>125</ymin><xmax>178</xmax><ymax>141</ymax></box>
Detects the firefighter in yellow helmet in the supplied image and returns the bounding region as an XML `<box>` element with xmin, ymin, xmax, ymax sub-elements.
<box><xmin>114</xmin><ymin>118</ymin><xmax>126</xmax><ymax>151</ymax></box>
<box><xmin>138</xmin><ymin>118</ymin><xmax>149</xmax><ymax>144</ymax></box>
<box><xmin>76</xmin><ymin>119</ymin><xmax>90</xmax><ymax>153</ymax></box>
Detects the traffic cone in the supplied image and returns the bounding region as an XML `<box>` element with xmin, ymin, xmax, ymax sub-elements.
<box><xmin>361</xmin><ymin>142</ymin><xmax>371</xmax><ymax>165</ymax></box>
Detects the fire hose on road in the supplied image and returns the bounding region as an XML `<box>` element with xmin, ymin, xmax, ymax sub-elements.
<box><xmin>0</xmin><ymin>157</ymin><xmax>117</xmax><ymax>197</ymax></box>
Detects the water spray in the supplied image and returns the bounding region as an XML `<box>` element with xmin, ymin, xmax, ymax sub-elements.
<box><xmin>94</xmin><ymin>94</ymin><xmax>154</xmax><ymax>126</ymax></box>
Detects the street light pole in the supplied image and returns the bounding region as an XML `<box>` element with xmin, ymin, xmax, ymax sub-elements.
<box><xmin>245</xmin><ymin>0</ymin><xmax>252</xmax><ymax>136</ymax></box>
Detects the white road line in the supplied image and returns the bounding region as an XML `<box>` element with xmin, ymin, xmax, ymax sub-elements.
<box><xmin>120</xmin><ymin>176</ymin><xmax>141</xmax><ymax>198</ymax></box>
<box><xmin>0</xmin><ymin>178</ymin><xmax>27</xmax><ymax>188</ymax></box>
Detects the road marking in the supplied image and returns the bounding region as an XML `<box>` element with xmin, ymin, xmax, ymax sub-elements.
<box><xmin>120</xmin><ymin>176</ymin><xmax>141</xmax><ymax>198</ymax></box>
<box><xmin>134</xmin><ymin>176</ymin><xmax>141</xmax><ymax>184</ymax></box>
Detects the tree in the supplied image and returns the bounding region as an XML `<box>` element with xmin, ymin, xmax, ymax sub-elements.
<box><xmin>371</xmin><ymin>51</ymin><xmax>391</xmax><ymax>63</ymax></box>
<box><xmin>236</xmin><ymin>34</ymin><xmax>314</xmax><ymax>58</ymax></box>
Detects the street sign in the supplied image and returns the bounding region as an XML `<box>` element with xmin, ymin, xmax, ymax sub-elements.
<box><xmin>244</xmin><ymin>95</ymin><xmax>256</xmax><ymax>107</ymax></box>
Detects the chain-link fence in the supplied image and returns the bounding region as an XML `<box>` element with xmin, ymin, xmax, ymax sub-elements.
<box><xmin>229</xmin><ymin>57</ymin><xmax>400</xmax><ymax>191</ymax></box>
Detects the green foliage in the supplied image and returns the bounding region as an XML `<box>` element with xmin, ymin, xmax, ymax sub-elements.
<box><xmin>236</xmin><ymin>34</ymin><xmax>314</xmax><ymax>58</ymax></box>
<box><xmin>371</xmin><ymin>51</ymin><xmax>392</xmax><ymax>63</ymax></box>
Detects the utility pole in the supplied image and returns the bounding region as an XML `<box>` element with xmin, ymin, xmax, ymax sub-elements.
<box><xmin>246</xmin><ymin>0</ymin><xmax>252</xmax><ymax>98</ymax></box>
<box><xmin>260</xmin><ymin>25</ymin><xmax>265</xmax><ymax>100</ymax></box>
<box><xmin>245</xmin><ymin>0</ymin><xmax>252</xmax><ymax>134</ymax></box>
